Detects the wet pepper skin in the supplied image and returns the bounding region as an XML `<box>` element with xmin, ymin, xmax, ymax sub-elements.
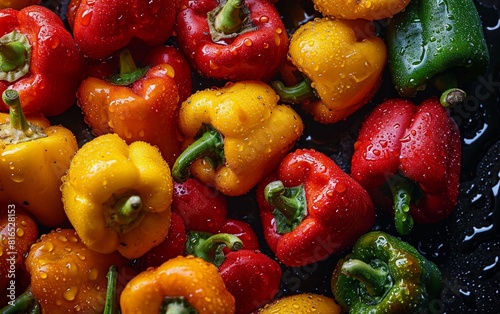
<box><xmin>312</xmin><ymin>0</ymin><xmax>411</xmax><ymax>20</ymax></box>
<box><xmin>0</xmin><ymin>0</ymin><xmax>40</xmax><ymax>9</ymax></box>
<box><xmin>61</xmin><ymin>133</ymin><xmax>173</xmax><ymax>259</ymax></box>
<box><xmin>0</xmin><ymin>6</ymin><xmax>84</xmax><ymax>116</ymax></box>
<box><xmin>176</xmin><ymin>0</ymin><xmax>289</xmax><ymax>81</ymax></box>
<box><xmin>120</xmin><ymin>255</ymin><xmax>235</xmax><ymax>314</ymax></box>
<box><xmin>351</xmin><ymin>98</ymin><xmax>461</xmax><ymax>226</ymax></box>
<box><xmin>257</xmin><ymin>149</ymin><xmax>375</xmax><ymax>267</ymax></box>
<box><xmin>287</xmin><ymin>17</ymin><xmax>386</xmax><ymax>124</ymax></box>
<box><xmin>67</xmin><ymin>0</ymin><xmax>176</xmax><ymax>60</ymax></box>
<box><xmin>25</xmin><ymin>229</ymin><xmax>131</xmax><ymax>314</ymax></box>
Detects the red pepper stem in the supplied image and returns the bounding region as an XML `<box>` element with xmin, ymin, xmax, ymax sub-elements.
<box><xmin>171</xmin><ymin>127</ymin><xmax>224</xmax><ymax>182</ymax></box>
<box><xmin>270</xmin><ymin>78</ymin><xmax>317</xmax><ymax>104</ymax></box>
<box><xmin>160</xmin><ymin>296</ymin><xmax>197</xmax><ymax>314</ymax></box>
<box><xmin>0</xmin><ymin>41</ymin><xmax>28</xmax><ymax>72</ymax></box>
<box><xmin>194</xmin><ymin>233</ymin><xmax>243</xmax><ymax>262</ymax></box>
<box><xmin>0</xmin><ymin>286</ymin><xmax>40</xmax><ymax>314</ymax></box>
<box><xmin>2</xmin><ymin>89</ymin><xmax>32</xmax><ymax>135</ymax></box>
<box><xmin>264</xmin><ymin>180</ymin><xmax>306</xmax><ymax>222</ymax></box>
<box><xmin>103</xmin><ymin>266</ymin><xmax>119</xmax><ymax>314</ymax></box>
<box><xmin>214</xmin><ymin>0</ymin><xmax>245</xmax><ymax>34</ymax></box>
<box><xmin>392</xmin><ymin>180</ymin><xmax>415</xmax><ymax>235</ymax></box>
<box><xmin>341</xmin><ymin>259</ymin><xmax>390</xmax><ymax>297</ymax></box>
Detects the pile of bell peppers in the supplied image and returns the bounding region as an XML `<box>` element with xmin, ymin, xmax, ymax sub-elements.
<box><xmin>0</xmin><ymin>0</ymin><xmax>493</xmax><ymax>313</ymax></box>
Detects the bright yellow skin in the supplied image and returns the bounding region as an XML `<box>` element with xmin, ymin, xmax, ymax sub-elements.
<box><xmin>61</xmin><ymin>133</ymin><xmax>173</xmax><ymax>259</ymax></box>
<box><xmin>312</xmin><ymin>0</ymin><xmax>411</xmax><ymax>20</ymax></box>
<box><xmin>258</xmin><ymin>293</ymin><xmax>341</xmax><ymax>313</ymax></box>
<box><xmin>120</xmin><ymin>255</ymin><xmax>235</xmax><ymax>314</ymax></box>
<box><xmin>179</xmin><ymin>80</ymin><xmax>304</xmax><ymax>196</ymax></box>
<box><xmin>0</xmin><ymin>114</ymin><xmax>78</xmax><ymax>227</ymax></box>
<box><xmin>0</xmin><ymin>0</ymin><xmax>40</xmax><ymax>9</ymax></box>
<box><xmin>289</xmin><ymin>17</ymin><xmax>387</xmax><ymax>124</ymax></box>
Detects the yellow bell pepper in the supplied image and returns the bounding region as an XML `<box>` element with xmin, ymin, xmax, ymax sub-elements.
<box><xmin>120</xmin><ymin>255</ymin><xmax>235</xmax><ymax>314</ymax></box>
<box><xmin>257</xmin><ymin>293</ymin><xmax>341</xmax><ymax>313</ymax></box>
<box><xmin>272</xmin><ymin>17</ymin><xmax>386</xmax><ymax>124</ymax></box>
<box><xmin>171</xmin><ymin>80</ymin><xmax>304</xmax><ymax>196</ymax></box>
<box><xmin>312</xmin><ymin>0</ymin><xmax>411</xmax><ymax>20</ymax></box>
<box><xmin>0</xmin><ymin>90</ymin><xmax>77</xmax><ymax>227</ymax></box>
<box><xmin>0</xmin><ymin>0</ymin><xmax>40</xmax><ymax>10</ymax></box>
<box><xmin>61</xmin><ymin>133</ymin><xmax>173</xmax><ymax>259</ymax></box>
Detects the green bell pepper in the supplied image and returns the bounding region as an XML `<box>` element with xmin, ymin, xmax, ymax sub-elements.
<box><xmin>387</xmin><ymin>0</ymin><xmax>490</xmax><ymax>100</ymax></box>
<box><xmin>331</xmin><ymin>231</ymin><xmax>442</xmax><ymax>314</ymax></box>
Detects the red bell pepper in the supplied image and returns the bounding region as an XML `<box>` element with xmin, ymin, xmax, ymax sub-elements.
<box><xmin>0</xmin><ymin>6</ymin><xmax>84</xmax><ymax>116</ymax></box>
<box><xmin>77</xmin><ymin>48</ymin><xmax>186</xmax><ymax>166</ymax></box>
<box><xmin>257</xmin><ymin>148</ymin><xmax>375</xmax><ymax>267</ymax></box>
<box><xmin>219</xmin><ymin>250</ymin><xmax>282</xmax><ymax>314</ymax></box>
<box><xmin>67</xmin><ymin>0</ymin><xmax>176</xmax><ymax>60</ymax></box>
<box><xmin>351</xmin><ymin>97</ymin><xmax>461</xmax><ymax>235</ymax></box>
<box><xmin>176</xmin><ymin>0</ymin><xmax>289</xmax><ymax>81</ymax></box>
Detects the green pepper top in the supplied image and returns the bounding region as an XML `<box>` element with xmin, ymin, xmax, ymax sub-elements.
<box><xmin>387</xmin><ymin>0</ymin><xmax>490</xmax><ymax>98</ymax></box>
<box><xmin>331</xmin><ymin>231</ymin><xmax>442</xmax><ymax>314</ymax></box>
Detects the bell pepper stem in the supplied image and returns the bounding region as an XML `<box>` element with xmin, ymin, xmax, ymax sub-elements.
<box><xmin>264</xmin><ymin>180</ymin><xmax>306</xmax><ymax>221</ymax></box>
<box><xmin>440</xmin><ymin>88</ymin><xmax>466</xmax><ymax>108</ymax></box>
<box><xmin>215</xmin><ymin>0</ymin><xmax>245</xmax><ymax>34</ymax></box>
<box><xmin>2</xmin><ymin>89</ymin><xmax>32</xmax><ymax>136</ymax></box>
<box><xmin>0</xmin><ymin>41</ymin><xmax>28</xmax><ymax>72</ymax></box>
<box><xmin>103</xmin><ymin>266</ymin><xmax>119</xmax><ymax>314</ymax></box>
<box><xmin>193</xmin><ymin>232</ymin><xmax>243</xmax><ymax>263</ymax></box>
<box><xmin>106</xmin><ymin>49</ymin><xmax>149</xmax><ymax>85</ymax></box>
<box><xmin>160</xmin><ymin>296</ymin><xmax>198</xmax><ymax>314</ymax></box>
<box><xmin>269</xmin><ymin>78</ymin><xmax>317</xmax><ymax>104</ymax></box>
<box><xmin>171</xmin><ymin>127</ymin><xmax>224</xmax><ymax>182</ymax></box>
<box><xmin>392</xmin><ymin>180</ymin><xmax>415</xmax><ymax>235</ymax></box>
<box><xmin>113</xmin><ymin>195</ymin><xmax>142</xmax><ymax>226</ymax></box>
<box><xmin>341</xmin><ymin>259</ymin><xmax>390</xmax><ymax>297</ymax></box>
<box><xmin>0</xmin><ymin>286</ymin><xmax>40</xmax><ymax>314</ymax></box>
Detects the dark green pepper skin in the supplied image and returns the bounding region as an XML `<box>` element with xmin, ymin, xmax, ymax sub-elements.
<box><xmin>331</xmin><ymin>231</ymin><xmax>442</xmax><ymax>314</ymax></box>
<box><xmin>387</xmin><ymin>0</ymin><xmax>490</xmax><ymax>97</ymax></box>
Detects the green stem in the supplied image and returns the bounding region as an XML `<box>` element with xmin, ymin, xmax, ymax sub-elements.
<box><xmin>0</xmin><ymin>286</ymin><xmax>40</xmax><ymax>314</ymax></box>
<box><xmin>190</xmin><ymin>231</ymin><xmax>243</xmax><ymax>266</ymax></box>
<box><xmin>392</xmin><ymin>180</ymin><xmax>414</xmax><ymax>236</ymax></box>
<box><xmin>106</xmin><ymin>49</ymin><xmax>148</xmax><ymax>85</ymax></box>
<box><xmin>440</xmin><ymin>88</ymin><xmax>466</xmax><ymax>108</ymax></box>
<box><xmin>341</xmin><ymin>259</ymin><xmax>390</xmax><ymax>297</ymax></box>
<box><xmin>113</xmin><ymin>195</ymin><xmax>142</xmax><ymax>226</ymax></box>
<box><xmin>160</xmin><ymin>296</ymin><xmax>198</xmax><ymax>314</ymax></box>
<box><xmin>2</xmin><ymin>89</ymin><xmax>31</xmax><ymax>135</ymax></box>
<box><xmin>171</xmin><ymin>126</ymin><xmax>224</xmax><ymax>182</ymax></box>
<box><xmin>269</xmin><ymin>78</ymin><xmax>317</xmax><ymax>104</ymax></box>
<box><xmin>0</xmin><ymin>41</ymin><xmax>28</xmax><ymax>72</ymax></box>
<box><xmin>214</xmin><ymin>0</ymin><xmax>245</xmax><ymax>34</ymax></box>
<box><xmin>103</xmin><ymin>266</ymin><xmax>119</xmax><ymax>314</ymax></box>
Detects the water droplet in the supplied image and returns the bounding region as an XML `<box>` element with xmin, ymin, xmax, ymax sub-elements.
<box><xmin>80</xmin><ymin>9</ymin><xmax>93</xmax><ymax>26</ymax></box>
<box><xmin>16</xmin><ymin>228</ymin><xmax>24</xmax><ymax>237</ymax></box>
<box><xmin>40</xmin><ymin>271</ymin><xmax>48</xmax><ymax>279</ymax></box>
<box><xmin>62</xmin><ymin>286</ymin><xmax>78</xmax><ymax>301</ymax></box>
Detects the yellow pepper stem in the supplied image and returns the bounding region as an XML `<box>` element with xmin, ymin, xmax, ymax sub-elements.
<box><xmin>269</xmin><ymin>78</ymin><xmax>317</xmax><ymax>104</ymax></box>
<box><xmin>2</xmin><ymin>89</ymin><xmax>31</xmax><ymax>135</ymax></box>
<box><xmin>113</xmin><ymin>195</ymin><xmax>142</xmax><ymax>225</ymax></box>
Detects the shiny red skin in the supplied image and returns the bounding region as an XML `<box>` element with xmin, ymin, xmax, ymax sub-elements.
<box><xmin>176</xmin><ymin>0</ymin><xmax>289</xmax><ymax>81</ymax></box>
<box><xmin>0</xmin><ymin>6</ymin><xmax>84</xmax><ymax>116</ymax></box>
<box><xmin>0</xmin><ymin>204</ymin><xmax>38</xmax><ymax>305</ymax></box>
<box><xmin>67</xmin><ymin>0</ymin><xmax>176</xmax><ymax>60</ymax></box>
<box><xmin>257</xmin><ymin>149</ymin><xmax>375</xmax><ymax>267</ymax></box>
<box><xmin>350</xmin><ymin>97</ymin><xmax>461</xmax><ymax>224</ymax></box>
<box><xmin>172</xmin><ymin>178</ymin><xmax>228</xmax><ymax>234</ymax></box>
<box><xmin>219</xmin><ymin>250</ymin><xmax>282</xmax><ymax>314</ymax></box>
<box><xmin>219</xmin><ymin>218</ymin><xmax>260</xmax><ymax>253</ymax></box>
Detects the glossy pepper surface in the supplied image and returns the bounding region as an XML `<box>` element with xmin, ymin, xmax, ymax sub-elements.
<box><xmin>77</xmin><ymin>48</ymin><xmax>184</xmax><ymax>166</ymax></box>
<box><xmin>61</xmin><ymin>133</ymin><xmax>173</xmax><ymax>259</ymax></box>
<box><xmin>0</xmin><ymin>0</ymin><xmax>40</xmax><ymax>9</ymax></box>
<box><xmin>67</xmin><ymin>0</ymin><xmax>176</xmax><ymax>60</ymax></box>
<box><xmin>312</xmin><ymin>0</ymin><xmax>410</xmax><ymax>20</ymax></box>
<box><xmin>22</xmin><ymin>228</ymin><xmax>131</xmax><ymax>314</ymax></box>
<box><xmin>176</xmin><ymin>0</ymin><xmax>289</xmax><ymax>81</ymax></box>
<box><xmin>331</xmin><ymin>231</ymin><xmax>442</xmax><ymax>314</ymax></box>
<box><xmin>351</xmin><ymin>97</ymin><xmax>461</xmax><ymax>235</ymax></box>
<box><xmin>120</xmin><ymin>255</ymin><xmax>235</xmax><ymax>314</ymax></box>
<box><xmin>172</xmin><ymin>80</ymin><xmax>304</xmax><ymax>196</ymax></box>
<box><xmin>257</xmin><ymin>149</ymin><xmax>375</xmax><ymax>267</ymax></box>
<box><xmin>0</xmin><ymin>6</ymin><xmax>84</xmax><ymax>116</ymax></box>
<box><xmin>0</xmin><ymin>90</ymin><xmax>78</xmax><ymax>227</ymax></box>
<box><xmin>258</xmin><ymin>293</ymin><xmax>341</xmax><ymax>313</ymax></box>
<box><xmin>386</xmin><ymin>0</ymin><xmax>490</xmax><ymax>97</ymax></box>
<box><xmin>273</xmin><ymin>17</ymin><xmax>386</xmax><ymax>124</ymax></box>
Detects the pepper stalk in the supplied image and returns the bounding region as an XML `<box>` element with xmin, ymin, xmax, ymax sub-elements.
<box><xmin>186</xmin><ymin>230</ymin><xmax>243</xmax><ymax>267</ymax></box>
